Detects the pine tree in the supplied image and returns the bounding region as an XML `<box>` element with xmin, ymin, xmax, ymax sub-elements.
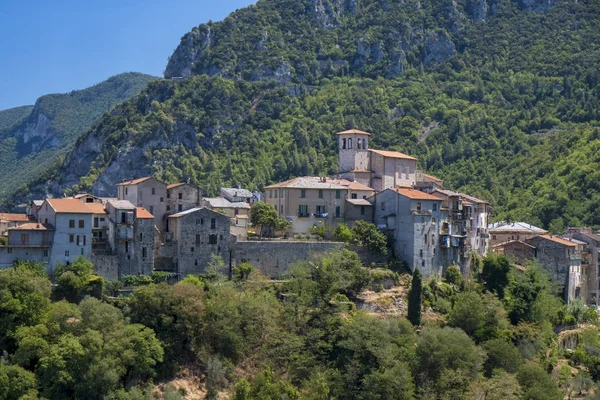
<box><xmin>408</xmin><ymin>268</ymin><xmax>422</xmax><ymax>326</ymax></box>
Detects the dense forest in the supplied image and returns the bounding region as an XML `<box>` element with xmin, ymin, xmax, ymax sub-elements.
<box><xmin>0</xmin><ymin>72</ymin><xmax>157</xmax><ymax>202</ymax></box>
<box><xmin>2</xmin><ymin>251</ymin><xmax>600</xmax><ymax>399</ymax></box>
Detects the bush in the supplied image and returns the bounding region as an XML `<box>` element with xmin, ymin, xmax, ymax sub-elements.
<box><xmin>443</xmin><ymin>265</ymin><xmax>463</xmax><ymax>287</ymax></box>
<box><xmin>333</xmin><ymin>223</ymin><xmax>353</xmax><ymax>242</ymax></box>
<box><xmin>351</xmin><ymin>220</ymin><xmax>388</xmax><ymax>255</ymax></box>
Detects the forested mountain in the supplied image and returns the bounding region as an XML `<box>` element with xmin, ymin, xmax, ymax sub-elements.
<box><xmin>7</xmin><ymin>0</ymin><xmax>600</xmax><ymax>233</ymax></box>
<box><xmin>0</xmin><ymin>72</ymin><xmax>157</xmax><ymax>201</ymax></box>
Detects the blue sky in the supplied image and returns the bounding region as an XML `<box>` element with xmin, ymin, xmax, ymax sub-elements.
<box><xmin>0</xmin><ymin>0</ymin><xmax>256</xmax><ymax>110</ymax></box>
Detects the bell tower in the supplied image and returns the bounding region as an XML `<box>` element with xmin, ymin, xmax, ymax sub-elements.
<box><xmin>337</xmin><ymin>129</ymin><xmax>372</xmax><ymax>185</ymax></box>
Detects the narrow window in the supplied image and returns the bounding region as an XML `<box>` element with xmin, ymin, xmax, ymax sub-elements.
<box><xmin>424</xmin><ymin>234</ymin><xmax>428</xmax><ymax>245</ymax></box>
<box><xmin>342</xmin><ymin>138</ymin><xmax>347</xmax><ymax>149</ymax></box>
<box><xmin>335</xmin><ymin>190</ymin><xmax>341</xmax><ymax>199</ymax></box>
<box><xmin>417</xmin><ymin>202</ymin><xmax>421</xmax><ymax>213</ymax></box>
<box><xmin>357</xmin><ymin>138</ymin><xmax>362</xmax><ymax>149</ymax></box>
<box><xmin>69</xmin><ymin>234</ymin><xmax>74</xmax><ymax>243</ymax></box>
<box><xmin>361</xmin><ymin>206</ymin><xmax>365</xmax><ymax>215</ymax></box>
<box><xmin>167</xmin><ymin>192</ymin><xmax>171</xmax><ymax>199</ymax></box>
<box><xmin>280</xmin><ymin>190</ymin><xmax>284</xmax><ymax>198</ymax></box>
<box><xmin>269</xmin><ymin>190</ymin><xmax>272</xmax><ymax>198</ymax></box>
<box><xmin>178</xmin><ymin>204</ymin><xmax>183</xmax><ymax>211</ymax></box>
<box><xmin>79</xmin><ymin>220</ymin><xmax>84</xmax><ymax>228</ymax></box>
<box><xmin>201</xmin><ymin>218</ymin><xmax>204</xmax><ymax>225</ymax></box>
<box><xmin>125</xmin><ymin>188</ymin><xmax>128</xmax><ymax>195</ymax></box>
<box><xmin>125</xmin><ymin>241</ymin><xmax>129</xmax><ymax>253</ymax></box>
<box><xmin>83</xmin><ymin>236</ymin><xmax>86</xmax><ymax>246</ymax></box>
<box><xmin>280</xmin><ymin>205</ymin><xmax>283</xmax><ymax>214</ymax></box>
<box><xmin>348</xmin><ymin>138</ymin><xmax>352</xmax><ymax>149</ymax></box>
<box><xmin>94</xmin><ymin>217</ymin><xmax>99</xmax><ymax>228</ymax></box>
<box><xmin>142</xmin><ymin>247</ymin><xmax>147</xmax><ymax>258</ymax></box>
<box><xmin>81</xmin><ymin>248</ymin><xmax>84</xmax><ymax>255</ymax></box>
<box><xmin>196</xmin><ymin>234</ymin><xmax>200</xmax><ymax>245</ymax></box>
<box><xmin>433</xmin><ymin>203</ymin><xmax>437</xmax><ymax>212</ymax></box>
<box><xmin>381</xmin><ymin>202</ymin><xmax>385</xmax><ymax>211</ymax></box>
<box><xmin>139</xmin><ymin>233</ymin><xmax>143</xmax><ymax>241</ymax></box>
<box><xmin>152</xmin><ymin>188</ymin><xmax>156</xmax><ymax>195</ymax></box>
<box><xmin>150</xmin><ymin>206</ymin><xmax>154</xmax><ymax>214</ymax></box>
<box><xmin>211</xmin><ymin>218</ymin><xmax>216</xmax><ymax>229</ymax></box>
<box><xmin>364</xmin><ymin>138</ymin><xmax>368</xmax><ymax>149</ymax></box>
<box><xmin>300</xmin><ymin>189</ymin><xmax>306</xmax><ymax>198</ymax></box>
<box><xmin>167</xmin><ymin>205</ymin><xmax>171</xmax><ymax>211</ymax></box>
<box><xmin>318</xmin><ymin>190</ymin><xmax>324</xmax><ymax>199</ymax></box>
<box><xmin>336</xmin><ymin>206</ymin><xmax>341</xmax><ymax>218</ymax></box>
<box><xmin>69</xmin><ymin>219</ymin><xmax>75</xmax><ymax>228</ymax></box>
<box><xmin>179</xmin><ymin>193</ymin><xmax>183</xmax><ymax>200</ymax></box>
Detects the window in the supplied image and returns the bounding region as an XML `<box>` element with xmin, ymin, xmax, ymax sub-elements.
<box><xmin>77</xmin><ymin>235</ymin><xmax>81</xmax><ymax>246</ymax></box>
<box><xmin>220</xmin><ymin>234</ymin><xmax>223</xmax><ymax>241</ymax></box>
<box><xmin>81</xmin><ymin>248</ymin><xmax>84</xmax><ymax>255</ymax></box>
<box><xmin>280</xmin><ymin>205</ymin><xmax>283</xmax><ymax>214</ymax></box>
<box><xmin>351</xmin><ymin>193</ymin><xmax>357</xmax><ymax>199</ymax></box>
<box><xmin>492</xmin><ymin>235</ymin><xmax>496</xmax><ymax>240</ymax></box>
<box><xmin>139</xmin><ymin>233</ymin><xmax>143</xmax><ymax>241</ymax></box>
<box><xmin>44</xmin><ymin>218</ymin><xmax>48</xmax><ymax>224</ymax></box>
<box><xmin>300</xmin><ymin>189</ymin><xmax>306</xmax><ymax>198</ymax></box>
<box><xmin>191</xmin><ymin>247</ymin><xmax>195</xmax><ymax>253</ymax></box>
<box><xmin>65</xmin><ymin>250</ymin><xmax>70</xmax><ymax>257</ymax></box>
<box><xmin>348</xmin><ymin>138</ymin><xmax>353</xmax><ymax>149</ymax></box>
<box><xmin>7</xmin><ymin>248</ymin><xmax>12</xmax><ymax>254</ymax></box>
<box><xmin>160</xmin><ymin>197</ymin><xmax>164</xmax><ymax>203</ymax></box>
<box><xmin>357</xmin><ymin>138</ymin><xmax>362</xmax><ymax>149</ymax></box>
<box><xmin>150</xmin><ymin>206</ymin><xmax>154</xmax><ymax>214</ymax></box>
<box><xmin>125</xmin><ymin>188</ymin><xmax>128</xmax><ymax>195</ymax></box>
<box><xmin>121</xmin><ymin>212</ymin><xmax>127</xmax><ymax>223</ymax></box>
<box><xmin>432</xmin><ymin>217</ymin><xmax>436</xmax><ymax>224</ymax></box>
<box><xmin>79</xmin><ymin>220</ymin><xmax>84</xmax><ymax>228</ymax></box>
<box><xmin>43</xmin><ymin>249</ymin><xmax>48</xmax><ymax>257</ymax></box>
<box><xmin>83</xmin><ymin>236</ymin><xmax>86</xmax><ymax>246</ymax></box>
<box><xmin>269</xmin><ymin>190</ymin><xmax>273</xmax><ymax>198</ymax></box>
<box><xmin>178</xmin><ymin>205</ymin><xmax>183</xmax><ymax>212</ymax></box>
<box><xmin>20</xmin><ymin>234</ymin><xmax>28</xmax><ymax>244</ymax></box>
<box><xmin>335</xmin><ymin>190</ymin><xmax>341</xmax><ymax>199</ymax></box>
<box><xmin>235</xmin><ymin>208</ymin><xmax>239</xmax><ymax>216</ymax></box>
<box><xmin>69</xmin><ymin>234</ymin><xmax>74</xmax><ymax>243</ymax></box>
<box><xmin>381</xmin><ymin>202</ymin><xmax>385</xmax><ymax>210</ymax></box>
<box><xmin>100</xmin><ymin>218</ymin><xmax>105</xmax><ymax>222</ymax></box>
<box><xmin>336</xmin><ymin>206</ymin><xmax>341</xmax><ymax>218</ymax></box>
<box><xmin>209</xmin><ymin>234</ymin><xmax>218</xmax><ymax>245</ymax></box>
<box><xmin>69</xmin><ymin>219</ymin><xmax>75</xmax><ymax>228</ymax></box>
<box><xmin>167</xmin><ymin>192</ymin><xmax>171</xmax><ymax>199</ymax></box>
<box><xmin>178</xmin><ymin>193</ymin><xmax>183</xmax><ymax>200</ymax></box>
<box><xmin>201</xmin><ymin>218</ymin><xmax>204</xmax><ymax>225</ymax></box>
<box><xmin>420</xmin><ymin>249</ymin><xmax>423</xmax><ymax>258</ymax></box>
<box><xmin>152</xmin><ymin>188</ymin><xmax>156</xmax><ymax>195</ymax></box>
<box><xmin>280</xmin><ymin>189</ymin><xmax>284</xmax><ymax>198</ymax></box>
<box><xmin>422</xmin><ymin>260</ymin><xmax>425</xmax><ymax>267</ymax></box>
<box><xmin>125</xmin><ymin>241</ymin><xmax>129</xmax><ymax>253</ymax></box>
<box><xmin>167</xmin><ymin>205</ymin><xmax>171</xmax><ymax>211</ymax></box>
<box><xmin>196</xmin><ymin>234</ymin><xmax>201</xmax><ymax>245</ymax></box>
<box><xmin>417</xmin><ymin>202</ymin><xmax>422</xmax><ymax>212</ymax></box>
<box><xmin>433</xmin><ymin>203</ymin><xmax>437</xmax><ymax>211</ymax></box>
<box><xmin>364</xmin><ymin>138</ymin><xmax>368</xmax><ymax>149</ymax></box>
<box><xmin>318</xmin><ymin>190</ymin><xmax>323</xmax><ymax>199</ymax></box>
<box><xmin>361</xmin><ymin>206</ymin><xmax>365</xmax><ymax>215</ymax></box>
<box><xmin>298</xmin><ymin>205</ymin><xmax>309</xmax><ymax>217</ymax></box>
<box><xmin>142</xmin><ymin>247</ymin><xmax>147</xmax><ymax>258</ymax></box>
<box><xmin>342</xmin><ymin>138</ymin><xmax>347</xmax><ymax>149</ymax></box>
<box><xmin>424</xmin><ymin>234</ymin><xmax>428</xmax><ymax>245</ymax></box>
<box><xmin>211</xmin><ymin>218</ymin><xmax>216</xmax><ymax>229</ymax></box>
<box><xmin>316</xmin><ymin>205</ymin><xmax>327</xmax><ymax>215</ymax></box>
<box><xmin>94</xmin><ymin>217</ymin><xmax>99</xmax><ymax>228</ymax></box>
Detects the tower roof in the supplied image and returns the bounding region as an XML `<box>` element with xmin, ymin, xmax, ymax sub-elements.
<box><xmin>336</xmin><ymin>129</ymin><xmax>372</xmax><ymax>136</ymax></box>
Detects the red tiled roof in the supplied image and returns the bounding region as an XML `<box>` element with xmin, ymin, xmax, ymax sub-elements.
<box><xmin>0</xmin><ymin>213</ymin><xmax>29</xmax><ymax>222</ymax></box>
<box><xmin>116</xmin><ymin>177</ymin><xmax>153</xmax><ymax>186</ymax></box>
<box><xmin>393</xmin><ymin>188</ymin><xmax>442</xmax><ymax>201</ymax></box>
<box><xmin>84</xmin><ymin>203</ymin><xmax>108</xmax><ymax>214</ymax></box>
<box><xmin>135</xmin><ymin>207</ymin><xmax>154</xmax><ymax>219</ymax></box>
<box><xmin>46</xmin><ymin>199</ymin><xmax>95</xmax><ymax>214</ymax></box>
<box><xmin>167</xmin><ymin>183</ymin><xmax>185</xmax><ymax>190</ymax></box>
<box><xmin>369</xmin><ymin>149</ymin><xmax>417</xmax><ymax>161</ymax></box>
<box><xmin>8</xmin><ymin>223</ymin><xmax>54</xmax><ymax>231</ymax></box>
<box><xmin>537</xmin><ymin>235</ymin><xmax>578</xmax><ymax>247</ymax></box>
<box><xmin>336</xmin><ymin>129</ymin><xmax>372</xmax><ymax>136</ymax></box>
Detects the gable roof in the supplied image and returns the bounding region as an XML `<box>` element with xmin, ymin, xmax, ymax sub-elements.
<box><xmin>8</xmin><ymin>222</ymin><xmax>54</xmax><ymax>231</ymax></box>
<box><xmin>533</xmin><ymin>235</ymin><xmax>578</xmax><ymax>247</ymax></box>
<box><xmin>488</xmin><ymin>222</ymin><xmax>547</xmax><ymax>234</ymax></box>
<box><xmin>393</xmin><ymin>188</ymin><xmax>442</xmax><ymax>201</ymax></box>
<box><xmin>0</xmin><ymin>213</ymin><xmax>30</xmax><ymax>222</ymax></box>
<box><xmin>460</xmin><ymin>193</ymin><xmax>489</xmax><ymax>205</ymax></box>
<box><xmin>369</xmin><ymin>149</ymin><xmax>417</xmax><ymax>161</ymax></box>
<box><xmin>265</xmin><ymin>176</ymin><xmax>374</xmax><ymax>191</ymax></box>
<box><xmin>221</xmin><ymin>187</ymin><xmax>253</xmax><ymax>198</ymax></box>
<box><xmin>346</xmin><ymin>198</ymin><xmax>373</xmax><ymax>206</ymax></box>
<box><xmin>336</xmin><ymin>129</ymin><xmax>372</xmax><ymax>136</ymax></box>
<box><xmin>46</xmin><ymin>199</ymin><xmax>95</xmax><ymax>214</ymax></box>
<box><xmin>84</xmin><ymin>203</ymin><xmax>108</xmax><ymax>214</ymax></box>
<box><xmin>492</xmin><ymin>239</ymin><xmax>537</xmax><ymax>249</ymax></box>
<box><xmin>204</xmin><ymin>197</ymin><xmax>251</xmax><ymax>209</ymax></box>
<box><xmin>116</xmin><ymin>177</ymin><xmax>154</xmax><ymax>186</ymax></box>
<box><xmin>135</xmin><ymin>207</ymin><xmax>154</xmax><ymax>219</ymax></box>
<box><xmin>73</xmin><ymin>193</ymin><xmax>100</xmax><ymax>200</ymax></box>
<box><xmin>168</xmin><ymin>207</ymin><xmax>226</xmax><ymax>219</ymax></box>
<box><xmin>106</xmin><ymin>200</ymin><xmax>136</xmax><ymax>210</ymax></box>
<box><xmin>167</xmin><ymin>183</ymin><xmax>185</xmax><ymax>190</ymax></box>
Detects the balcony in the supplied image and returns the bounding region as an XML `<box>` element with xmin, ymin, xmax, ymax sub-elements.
<box><xmin>297</xmin><ymin>212</ymin><xmax>310</xmax><ymax>218</ymax></box>
<box><xmin>116</xmin><ymin>227</ymin><xmax>133</xmax><ymax>241</ymax></box>
<box><xmin>412</xmin><ymin>210</ymin><xmax>432</xmax><ymax>216</ymax></box>
<box><xmin>570</xmin><ymin>253</ymin><xmax>582</xmax><ymax>261</ymax></box>
<box><xmin>314</xmin><ymin>213</ymin><xmax>328</xmax><ymax>219</ymax></box>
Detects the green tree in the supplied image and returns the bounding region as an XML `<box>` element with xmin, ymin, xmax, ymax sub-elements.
<box><xmin>407</xmin><ymin>269</ymin><xmax>422</xmax><ymax>326</ymax></box>
<box><xmin>516</xmin><ymin>364</ymin><xmax>562</xmax><ymax>400</ymax></box>
<box><xmin>250</xmin><ymin>202</ymin><xmax>290</xmax><ymax>238</ymax></box>
<box><xmin>479</xmin><ymin>255</ymin><xmax>512</xmax><ymax>299</ymax></box>
<box><xmin>333</xmin><ymin>223</ymin><xmax>353</xmax><ymax>242</ymax></box>
<box><xmin>0</xmin><ymin>363</ymin><xmax>38</xmax><ymax>400</ymax></box>
<box><xmin>352</xmin><ymin>221</ymin><xmax>387</xmax><ymax>255</ymax></box>
<box><xmin>54</xmin><ymin>257</ymin><xmax>95</xmax><ymax>303</ymax></box>
<box><xmin>234</xmin><ymin>262</ymin><xmax>254</xmax><ymax>281</ymax></box>
<box><xmin>481</xmin><ymin>338</ymin><xmax>523</xmax><ymax>377</ymax></box>
<box><xmin>234</xmin><ymin>367</ymin><xmax>299</xmax><ymax>400</ymax></box>
<box><xmin>443</xmin><ymin>265</ymin><xmax>463</xmax><ymax>287</ymax></box>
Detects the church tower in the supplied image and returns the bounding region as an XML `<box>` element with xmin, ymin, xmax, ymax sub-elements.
<box><xmin>337</xmin><ymin>129</ymin><xmax>372</xmax><ymax>185</ymax></box>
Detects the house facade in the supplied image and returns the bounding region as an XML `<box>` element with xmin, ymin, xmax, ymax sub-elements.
<box><xmin>488</xmin><ymin>222</ymin><xmax>548</xmax><ymax>247</ymax></box>
<box><xmin>117</xmin><ymin>177</ymin><xmax>167</xmax><ymax>230</ymax></box>
<box><xmin>0</xmin><ymin>213</ymin><xmax>30</xmax><ymax>236</ymax></box>
<box><xmin>166</xmin><ymin>183</ymin><xmax>202</xmax><ymax>214</ymax></box>
<box><xmin>0</xmin><ymin>223</ymin><xmax>53</xmax><ymax>268</ymax></box>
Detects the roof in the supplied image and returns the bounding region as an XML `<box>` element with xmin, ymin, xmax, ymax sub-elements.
<box><xmin>569</xmin><ymin>238</ymin><xmax>588</xmax><ymax>245</ymax></box>
<box><xmin>581</xmin><ymin>232</ymin><xmax>600</xmax><ymax>243</ymax></box>
<box><xmin>488</xmin><ymin>222</ymin><xmax>547</xmax><ymax>234</ymax></box>
<box><xmin>236</xmin><ymin>215</ymin><xmax>249</xmax><ymax>219</ymax></box>
<box><xmin>0</xmin><ymin>213</ymin><xmax>30</xmax><ymax>222</ymax></box>
<box><xmin>8</xmin><ymin>223</ymin><xmax>54</xmax><ymax>231</ymax></box>
<box><xmin>369</xmin><ymin>148</ymin><xmax>417</xmax><ymax>161</ymax></box>
<box><xmin>221</xmin><ymin>187</ymin><xmax>253</xmax><ymax>198</ymax></box>
<box><xmin>265</xmin><ymin>176</ymin><xmax>374</xmax><ymax>191</ymax></box>
<box><xmin>84</xmin><ymin>203</ymin><xmax>108</xmax><ymax>214</ymax></box>
<box><xmin>336</xmin><ymin>129</ymin><xmax>372</xmax><ymax>136</ymax></box>
<box><xmin>492</xmin><ymin>240</ymin><xmax>536</xmax><ymax>249</ymax></box>
<box><xmin>460</xmin><ymin>193</ymin><xmax>489</xmax><ymax>205</ymax></box>
<box><xmin>106</xmin><ymin>200</ymin><xmax>136</xmax><ymax>210</ymax></box>
<box><xmin>532</xmin><ymin>235</ymin><xmax>578</xmax><ymax>247</ymax></box>
<box><xmin>393</xmin><ymin>188</ymin><xmax>442</xmax><ymax>201</ymax></box>
<box><xmin>204</xmin><ymin>197</ymin><xmax>251</xmax><ymax>209</ymax></box>
<box><xmin>135</xmin><ymin>207</ymin><xmax>154</xmax><ymax>219</ymax></box>
<box><xmin>168</xmin><ymin>207</ymin><xmax>225</xmax><ymax>219</ymax></box>
<box><xmin>73</xmin><ymin>193</ymin><xmax>100</xmax><ymax>200</ymax></box>
<box><xmin>46</xmin><ymin>199</ymin><xmax>95</xmax><ymax>214</ymax></box>
<box><xmin>116</xmin><ymin>177</ymin><xmax>153</xmax><ymax>186</ymax></box>
<box><xmin>167</xmin><ymin>183</ymin><xmax>185</xmax><ymax>190</ymax></box>
<box><xmin>421</xmin><ymin>173</ymin><xmax>443</xmax><ymax>184</ymax></box>
<box><xmin>433</xmin><ymin>188</ymin><xmax>461</xmax><ymax>198</ymax></box>
<box><xmin>32</xmin><ymin>200</ymin><xmax>44</xmax><ymax>207</ymax></box>
<box><xmin>346</xmin><ymin>198</ymin><xmax>373</xmax><ymax>206</ymax></box>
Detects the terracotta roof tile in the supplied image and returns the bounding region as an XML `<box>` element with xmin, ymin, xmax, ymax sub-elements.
<box><xmin>265</xmin><ymin>176</ymin><xmax>374</xmax><ymax>191</ymax></box>
<box><xmin>46</xmin><ymin>199</ymin><xmax>95</xmax><ymax>214</ymax></box>
<box><xmin>0</xmin><ymin>213</ymin><xmax>30</xmax><ymax>222</ymax></box>
<box><xmin>84</xmin><ymin>203</ymin><xmax>108</xmax><ymax>214</ymax></box>
<box><xmin>167</xmin><ymin>183</ymin><xmax>185</xmax><ymax>190</ymax></box>
<box><xmin>536</xmin><ymin>235</ymin><xmax>578</xmax><ymax>247</ymax></box>
<box><xmin>136</xmin><ymin>207</ymin><xmax>154</xmax><ymax>219</ymax></box>
<box><xmin>336</xmin><ymin>129</ymin><xmax>372</xmax><ymax>136</ymax></box>
<box><xmin>116</xmin><ymin>177</ymin><xmax>153</xmax><ymax>186</ymax></box>
<box><xmin>393</xmin><ymin>188</ymin><xmax>442</xmax><ymax>201</ymax></box>
<box><xmin>369</xmin><ymin>149</ymin><xmax>417</xmax><ymax>161</ymax></box>
<box><xmin>8</xmin><ymin>223</ymin><xmax>54</xmax><ymax>231</ymax></box>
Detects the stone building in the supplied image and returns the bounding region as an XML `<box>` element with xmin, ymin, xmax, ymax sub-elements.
<box><xmin>0</xmin><ymin>213</ymin><xmax>30</xmax><ymax>236</ymax></box>
<box><xmin>492</xmin><ymin>240</ymin><xmax>536</xmax><ymax>266</ymax></box>
<box><xmin>166</xmin><ymin>183</ymin><xmax>202</xmax><ymax>215</ymax></box>
<box><xmin>488</xmin><ymin>221</ymin><xmax>547</xmax><ymax>247</ymax></box>
<box><xmin>525</xmin><ymin>235</ymin><xmax>582</xmax><ymax>302</ymax></box>
<box><xmin>202</xmin><ymin>197</ymin><xmax>251</xmax><ymax>239</ymax></box>
<box><xmin>36</xmin><ymin>198</ymin><xmax>94</xmax><ymax>273</ymax></box>
<box><xmin>166</xmin><ymin>208</ymin><xmax>231</xmax><ymax>277</ymax></box>
<box><xmin>566</xmin><ymin>228</ymin><xmax>600</xmax><ymax>304</ymax></box>
<box><xmin>220</xmin><ymin>187</ymin><xmax>253</xmax><ymax>204</ymax></box>
<box><xmin>265</xmin><ymin>177</ymin><xmax>374</xmax><ymax>235</ymax></box>
<box><xmin>0</xmin><ymin>223</ymin><xmax>53</xmax><ymax>268</ymax></box>
<box><xmin>117</xmin><ymin>177</ymin><xmax>167</xmax><ymax>230</ymax></box>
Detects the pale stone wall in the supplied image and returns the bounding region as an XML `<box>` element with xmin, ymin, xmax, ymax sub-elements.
<box><xmin>91</xmin><ymin>254</ymin><xmax>119</xmax><ymax>280</ymax></box>
<box><xmin>338</xmin><ymin>134</ymin><xmax>370</xmax><ymax>173</ymax></box>
<box><xmin>167</xmin><ymin>184</ymin><xmax>201</xmax><ymax>214</ymax></box>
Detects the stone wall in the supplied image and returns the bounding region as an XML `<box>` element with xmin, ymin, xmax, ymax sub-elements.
<box><xmin>233</xmin><ymin>240</ymin><xmax>344</xmax><ymax>278</ymax></box>
<box><xmin>91</xmin><ymin>254</ymin><xmax>119</xmax><ymax>280</ymax></box>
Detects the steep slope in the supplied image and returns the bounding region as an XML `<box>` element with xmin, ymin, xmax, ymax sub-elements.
<box><xmin>0</xmin><ymin>72</ymin><xmax>157</xmax><ymax>200</ymax></box>
<box><xmin>9</xmin><ymin>0</ymin><xmax>600</xmax><ymax>232</ymax></box>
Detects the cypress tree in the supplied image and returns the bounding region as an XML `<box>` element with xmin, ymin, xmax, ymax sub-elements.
<box><xmin>408</xmin><ymin>268</ymin><xmax>422</xmax><ymax>326</ymax></box>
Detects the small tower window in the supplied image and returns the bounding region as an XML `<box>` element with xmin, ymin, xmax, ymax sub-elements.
<box><xmin>342</xmin><ymin>138</ymin><xmax>347</xmax><ymax>149</ymax></box>
<box><xmin>348</xmin><ymin>138</ymin><xmax>353</xmax><ymax>149</ymax></box>
<box><xmin>364</xmin><ymin>138</ymin><xmax>368</xmax><ymax>149</ymax></box>
<box><xmin>357</xmin><ymin>138</ymin><xmax>362</xmax><ymax>149</ymax></box>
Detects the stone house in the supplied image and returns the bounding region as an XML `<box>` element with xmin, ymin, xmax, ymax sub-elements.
<box><xmin>166</xmin><ymin>183</ymin><xmax>202</xmax><ymax>215</ymax></box>
<box><xmin>372</xmin><ymin>188</ymin><xmax>444</xmax><ymax>276</ymax></box>
<box><xmin>525</xmin><ymin>235</ymin><xmax>582</xmax><ymax>302</ymax></box>
<box><xmin>492</xmin><ymin>240</ymin><xmax>536</xmax><ymax>266</ymax></box>
<box><xmin>0</xmin><ymin>213</ymin><xmax>30</xmax><ymax>236</ymax></box>
<box><xmin>264</xmin><ymin>177</ymin><xmax>374</xmax><ymax>235</ymax></box>
<box><xmin>117</xmin><ymin>177</ymin><xmax>167</xmax><ymax>230</ymax></box>
<box><xmin>202</xmin><ymin>197</ymin><xmax>251</xmax><ymax>239</ymax></box>
<box><xmin>567</xmin><ymin>228</ymin><xmax>600</xmax><ymax>304</ymax></box>
<box><xmin>166</xmin><ymin>208</ymin><xmax>231</xmax><ymax>277</ymax></box>
<box><xmin>0</xmin><ymin>223</ymin><xmax>53</xmax><ymax>268</ymax></box>
<box><xmin>220</xmin><ymin>187</ymin><xmax>253</xmax><ymax>204</ymax></box>
<box><xmin>488</xmin><ymin>221</ymin><xmax>548</xmax><ymax>247</ymax></box>
<box><xmin>36</xmin><ymin>198</ymin><xmax>94</xmax><ymax>273</ymax></box>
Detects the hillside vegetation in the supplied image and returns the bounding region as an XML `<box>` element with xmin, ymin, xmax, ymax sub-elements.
<box><xmin>0</xmin><ymin>72</ymin><xmax>157</xmax><ymax>201</ymax></box>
